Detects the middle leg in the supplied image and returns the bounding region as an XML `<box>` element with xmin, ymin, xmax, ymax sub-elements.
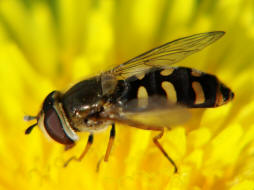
<box><xmin>104</xmin><ymin>123</ymin><xmax>115</xmax><ymax>162</ymax></box>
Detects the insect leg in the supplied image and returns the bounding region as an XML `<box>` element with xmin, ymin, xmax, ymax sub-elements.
<box><xmin>96</xmin><ymin>124</ymin><xmax>115</xmax><ymax>172</ymax></box>
<box><xmin>78</xmin><ymin>134</ymin><xmax>94</xmax><ymax>161</ymax></box>
<box><xmin>104</xmin><ymin>123</ymin><xmax>115</xmax><ymax>161</ymax></box>
<box><xmin>64</xmin><ymin>134</ymin><xmax>94</xmax><ymax>167</ymax></box>
<box><xmin>153</xmin><ymin>128</ymin><xmax>178</xmax><ymax>173</ymax></box>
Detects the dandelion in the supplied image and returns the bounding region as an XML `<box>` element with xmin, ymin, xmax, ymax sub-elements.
<box><xmin>0</xmin><ymin>0</ymin><xmax>254</xmax><ymax>190</ymax></box>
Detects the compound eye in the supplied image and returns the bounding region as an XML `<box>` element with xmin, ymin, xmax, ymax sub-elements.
<box><xmin>44</xmin><ymin>108</ymin><xmax>74</xmax><ymax>145</ymax></box>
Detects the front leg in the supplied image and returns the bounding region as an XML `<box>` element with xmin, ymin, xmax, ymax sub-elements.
<box><xmin>64</xmin><ymin>134</ymin><xmax>94</xmax><ymax>167</ymax></box>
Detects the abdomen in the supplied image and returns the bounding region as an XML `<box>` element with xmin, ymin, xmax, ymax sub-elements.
<box><xmin>116</xmin><ymin>67</ymin><xmax>233</xmax><ymax>108</ymax></box>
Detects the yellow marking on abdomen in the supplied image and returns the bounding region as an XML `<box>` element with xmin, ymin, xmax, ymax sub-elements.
<box><xmin>136</xmin><ymin>73</ymin><xmax>145</xmax><ymax>80</ymax></box>
<box><xmin>160</xmin><ymin>69</ymin><xmax>174</xmax><ymax>76</ymax></box>
<box><xmin>161</xmin><ymin>81</ymin><xmax>177</xmax><ymax>103</ymax></box>
<box><xmin>191</xmin><ymin>70</ymin><xmax>202</xmax><ymax>77</ymax></box>
<box><xmin>137</xmin><ymin>86</ymin><xmax>148</xmax><ymax>108</ymax></box>
<box><xmin>215</xmin><ymin>85</ymin><xmax>224</xmax><ymax>106</ymax></box>
<box><xmin>192</xmin><ymin>81</ymin><xmax>205</xmax><ymax>104</ymax></box>
<box><xmin>215</xmin><ymin>92</ymin><xmax>224</xmax><ymax>107</ymax></box>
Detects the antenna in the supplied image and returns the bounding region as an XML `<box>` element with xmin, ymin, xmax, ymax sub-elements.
<box><xmin>24</xmin><ymin>115</ymin><xmax>37</xmax><ymax>135</ymax></box>
<box><xmin>24</xmin><ymin>115</ymin><xmax>37</xmax><ymax>121</ymax></box>
<box><xmin>25</xmin><ymin>123</ymin><xmax>37</xmax><ymax>134</ymax></box>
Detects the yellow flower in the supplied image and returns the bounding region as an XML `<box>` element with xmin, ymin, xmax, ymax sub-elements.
<box><xmin>0</xmin><ymin>0</ymin><xmax>254</xmax><ymax>190</ymax></box>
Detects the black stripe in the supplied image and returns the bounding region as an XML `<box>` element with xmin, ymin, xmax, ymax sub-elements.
<box><xmin>166</xmin><ymin>67</ymin><xmax>195</xmax><ymax>106</ymax></box>
<box><xmin>143</xmin><ymin>69</ymin><xmax>167</xmax><ymax>96</ymax></box>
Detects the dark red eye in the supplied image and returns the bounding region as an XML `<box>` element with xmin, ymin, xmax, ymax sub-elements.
<box><xmin>44</xmin><ymin>108</ymin><xmax>74</xmax><ymax>145</ymax></box>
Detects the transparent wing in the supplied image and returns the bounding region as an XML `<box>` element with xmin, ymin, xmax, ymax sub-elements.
<box><xmin>105</xmin><ymin>96</ymin><xmax>190</xmax><ymax>130</ymax></box>
<box><xmin>110</xmin><ymin>31</ymin><xmax>225</xmax><ymax>79</ymax></box>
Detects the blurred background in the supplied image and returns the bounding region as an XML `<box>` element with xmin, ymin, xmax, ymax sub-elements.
<box><xmin>0</xmin><ymin>0</ymin><xmax>254</xmax><ymax>190</ymax></box>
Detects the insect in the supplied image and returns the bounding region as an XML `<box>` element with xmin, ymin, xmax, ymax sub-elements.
<box><xmin>24</xmin><ymin>31</ymin><xmax>234</xmax><ymax>173</ymax></box>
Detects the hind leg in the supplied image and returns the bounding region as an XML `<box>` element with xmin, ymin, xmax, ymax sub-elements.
<box><xmin>153</xmin><ymin>128</ymin><xmax>177</xmax><ymax>173</ymax></box>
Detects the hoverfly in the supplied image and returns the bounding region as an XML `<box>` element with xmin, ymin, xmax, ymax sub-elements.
<box><xmin>25</xmin><ymin>31</ymin><xmax>234</xmax><ymax>173</ymax></box>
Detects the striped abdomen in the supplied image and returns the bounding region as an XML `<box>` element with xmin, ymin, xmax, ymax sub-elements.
<box><xmin>116</xmin><ymin>67</ymin><xmax>234</xmax><ymax>109</ymax></box>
